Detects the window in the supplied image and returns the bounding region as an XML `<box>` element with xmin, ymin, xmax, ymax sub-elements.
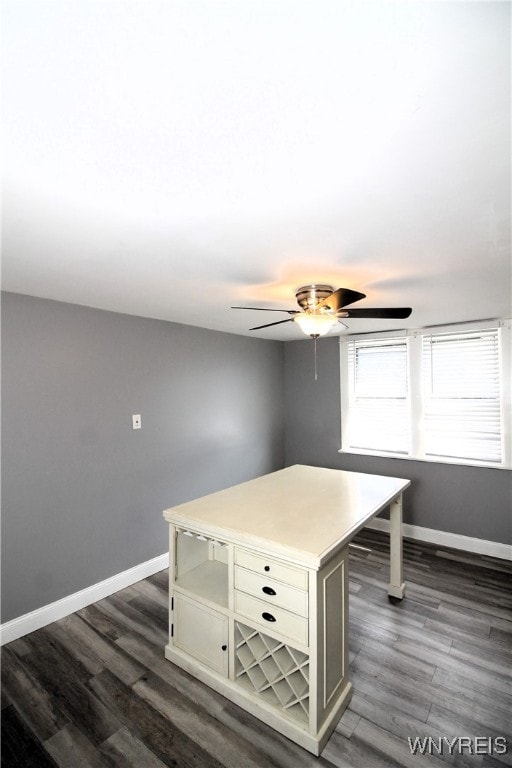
<box><xmin>422</xmin><ymin>331</ymin><xmax>502</xmax><ymax>463</ymax></box>
<box><xmin>340</xmin><ymin>321</ymin><xmax>511</xmax><ymax>468</ymax></box>
<box><xmin>344</xmin><ymin>338</ymin><xmax>410</xmax><ymax>455</ymax></box>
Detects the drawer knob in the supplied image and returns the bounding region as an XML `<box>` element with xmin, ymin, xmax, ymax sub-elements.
<box><xmin>264</xmin><ymin>565</ymin><xmax>270</xmax><ymax>572</ymax></box>
<box><xmin>221</xmin><ymin>645</ymin><xmax>227</xmax><ymax>651</ymax></box>
<box><xmin>262</xmin><ymin>612</ymin><xmax>276</xmax><ymax>622</ymax></box>
<box><xmin>262</xmin><ymin>586</ymin><xmax>276</xmax><ymax>596</ymax></box>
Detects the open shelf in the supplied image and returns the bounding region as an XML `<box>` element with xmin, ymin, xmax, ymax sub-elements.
<box><xmin>175</xmin><ymin>560</ymin><xmax>228</xmax><ymax>608</ymax></box>
<box><xmin>234</xmin><ymin>622</ymin><xmax>310</xmax><ymax>726</ymax></box>
<box><xmin>175</xmin><ymin>528</ymin><xmax>229</xmax><ymax>608</ymax></box>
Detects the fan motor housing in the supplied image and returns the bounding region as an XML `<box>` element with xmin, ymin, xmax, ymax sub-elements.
<box><xmin>295</xmin><ymin>284</ymin><xmax>334</xmax><ymax>311</ymax></box>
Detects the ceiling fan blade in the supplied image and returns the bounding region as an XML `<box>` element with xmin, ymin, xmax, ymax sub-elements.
<box><xmin>231</xmin><ymin>306</ymin><xmax>298</xmax><ymax>314</ymax></box>
<box><xmin>316</xmin><ymin>287</ymin><xmax>366</xmax><ymax>312</ymax></box>
<box><xmin>249</xmin><ymin>318</ymin><xmax>295</xmax><ymax>330</ymax></box>
<box><xmin>344</xmin><ymin>307</ymin><xmax>412</xmax><ymax>319</ymax></box>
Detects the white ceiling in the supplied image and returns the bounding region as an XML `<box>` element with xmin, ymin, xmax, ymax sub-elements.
<box><xmin>2</xmin><ymin>0</ymin><xmax>511</xmax><ymax>339</ymax></box>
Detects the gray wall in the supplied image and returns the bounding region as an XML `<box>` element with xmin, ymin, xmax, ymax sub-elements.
<box><xmin>3</xmin><ymin>293</ymin><xmax>510</xmax><ymax>625</ymax></box>
<box><xmin>284</xmin><ymin>336</ymin><xmax>511</xmax><ymax>546</ymax></box>
<box><xmin>1</xmin><ymin>292</ymin><xmax>285</xmax><ymax>622</ymax></box>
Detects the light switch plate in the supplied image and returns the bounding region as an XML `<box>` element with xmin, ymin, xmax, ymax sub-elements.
<box><xmin>132</xmin><ymin>414</ymin><xmax>141</xmax><ymax>429</ymax></box>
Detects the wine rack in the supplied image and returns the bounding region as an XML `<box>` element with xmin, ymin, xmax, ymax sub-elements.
<box><xmin>234</xmin><ymin>621</ymin><xmax>309</xmax><ymax>725</ymax></box>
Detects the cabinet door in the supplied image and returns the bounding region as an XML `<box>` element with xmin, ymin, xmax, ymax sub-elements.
<box><xmin>173</xmin><ymin>593</ymin><xmax>229</xmax><ymax>676</ymax></box>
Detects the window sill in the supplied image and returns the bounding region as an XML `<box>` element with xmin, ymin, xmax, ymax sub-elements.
<box><xmin>338</xmin><ymin>448</ymin><xmax>510</xmax><ymax>470</ymax></box>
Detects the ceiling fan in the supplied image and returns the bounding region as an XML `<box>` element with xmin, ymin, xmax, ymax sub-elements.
<box><xmin>232</xmin><ymin>284</ymin><xmax>412</xmax><ymax>338</ymax></box>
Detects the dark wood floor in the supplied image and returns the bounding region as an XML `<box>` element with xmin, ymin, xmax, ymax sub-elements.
<box><xmin>2</xmin><ymin>529</ymin><xmax>511</xmax><ymax>768</ymax></box>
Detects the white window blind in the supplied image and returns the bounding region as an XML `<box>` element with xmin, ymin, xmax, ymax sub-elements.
<box><xmin>422</xmin><ymin>329</ymin><xmax>502</xmax><ymax>463</ymax></box>
<box><xmin>340</xmin><ymin>322</ymin><xmax>510</xmax><ymax>467</ymax></box>
<box><xmin>346</xmin><ymin>338</ymin><xmax>409</xmax><ymax>454</ymax></box>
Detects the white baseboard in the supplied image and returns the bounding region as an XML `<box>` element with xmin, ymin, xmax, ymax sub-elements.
<box><xmin>0</xmin><ymin>552</ymin><xmax>169</xmax><ymax>646</ymax></box>
<box><xmin>366</xmin><ymin>519</ymin><xmax>512</xmax><ymax>561</ymax></box>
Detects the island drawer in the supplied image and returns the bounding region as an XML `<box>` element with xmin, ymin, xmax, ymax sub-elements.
<box><xmin>234</xmin><ymin>591</ymin><xmax>308</xmax><ymax>646</ymax></box>
<box><xmin>234</xmin><ymin>566</ymin><xmax>308</xmax><ymax>617</ymax></box>
<box><xmin>234</xmin><ymin>549</ymin><xmax>308</xmax><ymax>590</ymax></box>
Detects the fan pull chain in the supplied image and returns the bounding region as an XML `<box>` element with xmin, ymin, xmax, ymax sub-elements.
<box><xmin>313</xmin><ymin>335</ymin><xmax>318</xmax><ymax>381</ymax></box>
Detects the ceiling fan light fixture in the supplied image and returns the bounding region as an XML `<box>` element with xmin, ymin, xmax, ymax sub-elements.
<box><xmin>232</xmin><ymin>283</ymin><xmax>412</xmax><ymax>337</ymax></box>
<box><xmin>293</xmin><ymin>312</ymin><xmax>338</xmax><ymax>338</ymax></box>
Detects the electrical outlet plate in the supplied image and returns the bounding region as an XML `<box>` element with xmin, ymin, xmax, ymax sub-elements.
<box><xmin>132</xmin><ymin>414</ymin><xmax>141</xmax><ymax>429</ymax></box>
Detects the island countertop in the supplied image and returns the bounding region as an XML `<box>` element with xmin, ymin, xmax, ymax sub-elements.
<box><xmin>163</xmin><ymin>464</ymin><xmax>410</xmax><ymax>567</ymax></box>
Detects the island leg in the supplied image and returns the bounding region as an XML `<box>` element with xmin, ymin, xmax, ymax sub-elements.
<box><xmin>388</xmin><ymin>494</ymin><xmax>406</xmax><ymax>600</ymax></box>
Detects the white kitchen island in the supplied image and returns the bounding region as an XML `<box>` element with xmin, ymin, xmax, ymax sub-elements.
<box><xmin>162</xmin><ymin>464</ymin><xmax>410</xmax><ymax>755</ymax></box>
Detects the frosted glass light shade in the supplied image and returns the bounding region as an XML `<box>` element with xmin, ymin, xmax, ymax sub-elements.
<box><xmin>293</xmin><ymin>312</ymin><xmax>337</xmax><ymax>337</ymax></box>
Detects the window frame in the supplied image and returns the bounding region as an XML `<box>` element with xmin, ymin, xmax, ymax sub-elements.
<box><xmin>339</xmin><ymin>319</ymin><xmax>511</xmax><ymax>469</ymax></box>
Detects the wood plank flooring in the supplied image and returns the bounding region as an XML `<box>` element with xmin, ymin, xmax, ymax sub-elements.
<box><xmin>2</xmin><ymin>530</ymin><xmax>511</xmax><ymax>767</ymax></box>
